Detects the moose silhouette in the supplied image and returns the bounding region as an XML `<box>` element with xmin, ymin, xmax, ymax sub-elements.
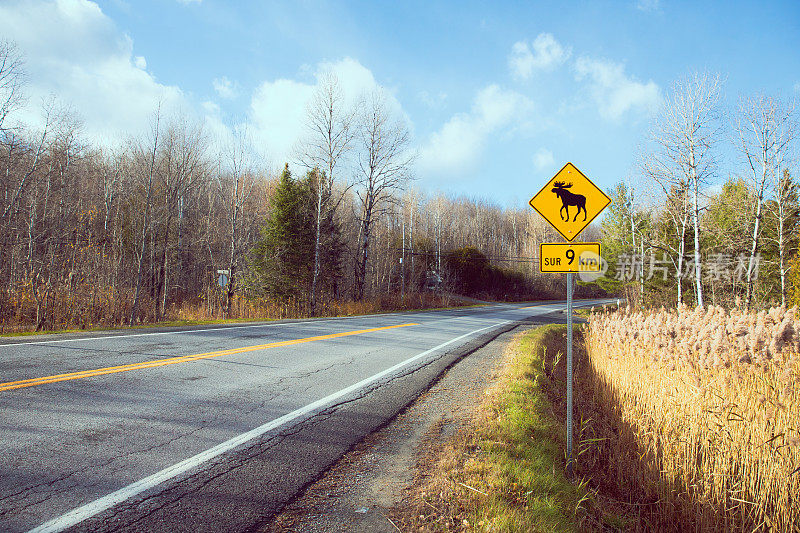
<box><xmin>551</xmin><ymin>181</ymin><xmax>587</xmax><ymax>222</ymax></box>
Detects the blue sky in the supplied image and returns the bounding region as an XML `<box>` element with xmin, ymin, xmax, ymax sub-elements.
<box><xmin>1</xmin><ymin>0</ymin><xmax>798</xmax><ymax>207</ymax></box>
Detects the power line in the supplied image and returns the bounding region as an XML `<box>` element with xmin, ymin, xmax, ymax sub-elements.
<box><xmin>393</xmin><ymin>248</ymin><xmax>539</xmax><ymax>264</ymax></box>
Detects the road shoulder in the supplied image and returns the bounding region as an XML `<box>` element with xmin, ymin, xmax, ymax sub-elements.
<box><xmin>263</xmin><ymin>326</ymin><xmax>522</xmax><ymax>532</ymax></box>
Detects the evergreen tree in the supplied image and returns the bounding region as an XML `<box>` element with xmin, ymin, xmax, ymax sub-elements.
<box><xmin>596</xmin><ymin>184</ymin><xmax>634</xmax><ymax>295</ymax></box>
<box><xmin>249</xmin><ymin>165</ymin><xmax>315</xmax><ymax>300</ymax></box>
<box><xmin>704</xmin><ymin>179</ymin><xmax>755</xmax><ymax>304</ymax></box>
<box><xmin>248</xmin><ymin>166</ymin><xmax>343</xmax><ymax>304</ymax></box>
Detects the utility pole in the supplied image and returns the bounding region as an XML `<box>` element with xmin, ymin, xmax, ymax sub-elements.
<box><xmin>401</xmin><ymin>213</ymin><xmax>405</xmax><ymax>302</ymax></box>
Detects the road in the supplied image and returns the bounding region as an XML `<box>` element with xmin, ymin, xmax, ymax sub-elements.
<box><xmin>0</xmin><ymin>299</ymin><xmax>613</xmax><ymax>532</ymax></box>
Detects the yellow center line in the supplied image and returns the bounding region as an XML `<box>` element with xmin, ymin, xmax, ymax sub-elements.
<box><xmin>0</xmin><ymin>323</ymin><xmax>419</xmax><ymax>393</ymax></box>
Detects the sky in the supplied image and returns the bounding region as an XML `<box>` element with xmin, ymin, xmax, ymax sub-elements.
<box><xmin>1</xmin><ymin>0</ymin><xmax>798</xmax><ymax>208</ymax></box>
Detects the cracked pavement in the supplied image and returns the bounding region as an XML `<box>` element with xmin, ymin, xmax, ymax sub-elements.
<box><xmin>0</xmin><ymin>300</ymin><xmax>613</xmax><ymax>532</ymax></box>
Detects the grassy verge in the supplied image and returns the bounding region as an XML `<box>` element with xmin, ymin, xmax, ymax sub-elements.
<box><xmin>0</xmin><ymin>317</ymin><xmax>268</xmax><ymax>337</ymax></box>
<box><xmin>0</xmin><ymin>298</ymin><xmax>488</xmax><ymax>338</ymax></box>
<box><xmin>390</xmin><ymin>325</ymin><xmax>600</xmax><ymax>532</ymax></box>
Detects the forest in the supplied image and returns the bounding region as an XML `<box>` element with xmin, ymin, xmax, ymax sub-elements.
<box><xmin>599</xmin><ymin>73</ymin><xmax>799</xmax><ymax>311</ymax></box>
<box><xmin>0</xmin><ymin>40</ymin><xmax>596</xmax><ymax>333</ymax></box>
<box><xmin>1</xmin><ymin>37</ymin><xmax>797</xmax><ymax>334</ymax></box>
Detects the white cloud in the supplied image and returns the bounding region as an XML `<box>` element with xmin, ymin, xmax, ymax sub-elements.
<box><xmin>509</xmin><ymin>33</ymin><xmax>571</xmax><ymax>80</ymax></box>
<box><xmin>0</xmin><ymin>0</ymin><xmax>400</xmax><ymax>165</ymax></box>
<box><xmin>248</xmin><ymin>57</ymin><xmax>404</xmax><ymax>165</ymax></box>
<box><xmin>473</xmin><ymin>85</ymin><xmax>530</xmax><ymax>129</ymax></box>
<box><xmin>418</xmin><ymin>85</ymin><xmax>533</xmax><ymax>176</ymax></box>
<box><xmin>198</xmin><ymin>100</ymin><xmax>233</xmax><ymax>148</ymax></box>
<box><xmin>202</xmin><ymin>101</ymin><xmax>220</xmax><ymax>114</ymax></box>
<box><xmin>212</xmin><ymin>76</ymin><xmax>239</xmax><ymax>99</ymax></box>
<box><xmin>794</xmin><ymin>82</ymin><xmax>800</xmax><ymax>93</ymax></box>
<box><xmin>249</xmin><ymin>79</ymin><xmax>314</xmax><ymax>162</ymax></box>
<box><xmin>0</xmin><ymin>0</ymin><xmax>184</xmax><ymax>143</ymax></box>
<box><xmin>635</xmin><ymin>0</ymin><xmax>660</xmax><ymax>12</ymax></box>
<box><xmin>573</xmin><ymin>57</ymin><xmax>660</xmax><ymax>120</ymax></box>
<box><xmin>532</xmin><ymin>148</ymin><xmax>555</xmax><ymax>172</ymax></box>
<box><xmin>418</xmin><ymin>90</ymin><xmax>448</xmax><ymax>109</ymax></box>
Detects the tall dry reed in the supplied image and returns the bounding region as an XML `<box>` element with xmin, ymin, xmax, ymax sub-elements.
<box><xmin>583</xmin><ymin>305</ymin><xmax>799</xmax><ymax>531</ymax></box>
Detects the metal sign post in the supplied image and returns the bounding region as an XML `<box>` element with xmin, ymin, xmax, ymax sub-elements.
<box><xmin>565</xmin><ymin>271</ymin><xmax>574</xmax><ymax>477</ymax></box>
<box><xmin>529</xmin><ymin>162</ymin><xmax>609</xmax><ymax>479</ymax></box>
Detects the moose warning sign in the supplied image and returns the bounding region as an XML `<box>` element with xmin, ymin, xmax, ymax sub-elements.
<box><xmin>529</xmin><ymin>162</ymin><xmax>611</xmax><ymax>242</ymax></box>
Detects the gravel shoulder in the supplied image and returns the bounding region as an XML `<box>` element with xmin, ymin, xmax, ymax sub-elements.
<box><xmin>263</xmin><ymin>326</ymin><xmax>526</xmax><ymax>532</ymax></box>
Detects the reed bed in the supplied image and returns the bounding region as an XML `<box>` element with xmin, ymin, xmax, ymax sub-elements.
<box><xmin>584</xmin><ymin>305</ymin><xmax>799</xmax><ymax>531</ymax></box>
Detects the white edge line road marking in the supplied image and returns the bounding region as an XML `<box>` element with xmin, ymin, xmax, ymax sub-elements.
<box><xmin>28</xmin><ymin>319</ymin><xmax>512</xmax><ymax>533</ymax></box>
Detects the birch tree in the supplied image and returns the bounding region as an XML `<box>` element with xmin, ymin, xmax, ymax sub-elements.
<box><xmin>735</xmin><ymin>94</ymin><xmax>795</xmax><ymax>307</ymax></box>
<box><xmin>296</xmin><ymin>73</ymin><xmax>354</xmax><ymax>313</ymax></box>
<box><xmin>650</xmin><ymin>72</ymin><xmax>722</xmax><ymax>307</ymax></box>
<box><xmin>0</xmin><ymin>40</ymin><xmax>24</xmax><ymax>134</ymax></box>
<box><xmin>353</xmin><ymin>90</ymin><xmax>414</xmax><ymax>300</ymax></box>
<box><xmin>220</xmin><ymin>127</ymin><xmax>257</xmax><ymax>316</ymax></box>
<box><xmin>641</xmin><ymin>152</ymin><xmax>692</xmax><ymax>304</ymax></box>
<box><xmin>767</xmin><ymin>169</ymin><xmax>799</xmax><ymax>306</ymax></box>
<box><xmin>130</xmin><ymin>105</ymin><xmax>161</xmax><ymax>325</ymax></box>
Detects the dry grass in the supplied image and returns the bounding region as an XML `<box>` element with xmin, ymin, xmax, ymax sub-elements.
<box><xmin>583</xmin><ymin>305</ymin><xmax>800</xmax><ymax>531</ymax></box>
<box><xmin>0</xmin><ymin>287</ymin><xmax>463</xmax><ymax>334</ymax></box>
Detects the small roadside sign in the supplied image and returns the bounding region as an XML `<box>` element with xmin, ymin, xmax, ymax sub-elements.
<box><xmin>540</xmin><ymin>243</ymin><xmax>601</xmax><ymax>273</ymax></box>
<box><xmin>217</xmin><ymin>269</ymin><xmax>230</xmax><ymax>287</ymax></box>
<box><xmin>529</xmin><ymin>162</ymin><xmax>610</xmax><ymax>242</ymax></box>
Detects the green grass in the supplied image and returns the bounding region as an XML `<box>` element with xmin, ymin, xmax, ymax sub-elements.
<box><xmin>395</xmin><ymin>324</ymin><xmax>598</xmax><ymax>532</ymax></box>
<box><xmin>464</xmin><ymin>325</ymin><xmax>588</xmax><ymax>531</ymax></box>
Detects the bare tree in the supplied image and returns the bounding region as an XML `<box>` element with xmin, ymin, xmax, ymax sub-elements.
<box><xmin>98</xmin><ymin>149</ymin><xmax>122</xmax><ymax>288</ymax></box>
<box><xmin>296</xmin><ymin>73</ymin><xmax>355</xmax><ymax>313</ymax></box>
<box><xmin>641</xmin><ymin>152</ymin><xmax>692</xmax><ymax>305</ymax></box>
<box><xmin>767</xmin><ymin>168</ymin><xmax>799</xmax><ymax>306</ymax></box>
<box><xmin>431</xmin><ymin>194</ymin><xmax>449</xmax><ymax>275</ymax></box>
<box><xmin>1</xmin><ymin>99</ymin><xmax>56</xmax><ymax>222</ymax></box>
<box><xmin>130</xmin><ymin>105</ymin><xmax>162</xmax><ymax>326</ymax></box>
<box><xmin>650</xmin><ymin>72</ymin><xmax>723</xmax><ymax>307</ymax></box>
<box><xmin>220</xmin><ymin>127</ymin><xmax>257</xmax><ymax>317</ymax></box>
<box><xmin>0</xmin><ymin>39</ymin><xmax>25</xmax><ymax>134</ymax></box>
<box><xmin>735</xmin><ymin>94</ymin><xmax>796</xmax><ymax>307</ymax></box>
<box><xmin>353</xmin><ymin>90</ymin><xmax>414</xmax><ymax>300</ymax></box>
<box><xmin>155</xmin><ymin>116</ymin><xmax>207</xmax><ymax>317</ymax></box>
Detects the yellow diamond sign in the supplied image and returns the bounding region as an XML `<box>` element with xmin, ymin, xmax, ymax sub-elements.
<box><xmin>529</xmin><ymin>162</ymin><xmax>610</xmax><ymax>242</ymax></box>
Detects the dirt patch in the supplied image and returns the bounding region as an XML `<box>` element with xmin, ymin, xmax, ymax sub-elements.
<box><xmin>263</xmin><ymin>327</ymin><xmax>523</xmax><ymax>532</ymax></box>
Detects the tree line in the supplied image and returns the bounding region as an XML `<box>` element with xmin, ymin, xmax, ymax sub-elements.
<box><xmin>1</xmin><ymin>41</ymin><xmax>603</xmax><ymax>332</ymax></box>
<box><xmin>599</xmin><ymin>72</ymin><xmax>800</xmax><ymax>310</ymax></box>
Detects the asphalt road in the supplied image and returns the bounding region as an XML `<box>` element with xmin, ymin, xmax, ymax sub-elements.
<box><xmin>0</xmin><ymin>299</ymin><xmax>615</xmax><ymax>532</ymax></box>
